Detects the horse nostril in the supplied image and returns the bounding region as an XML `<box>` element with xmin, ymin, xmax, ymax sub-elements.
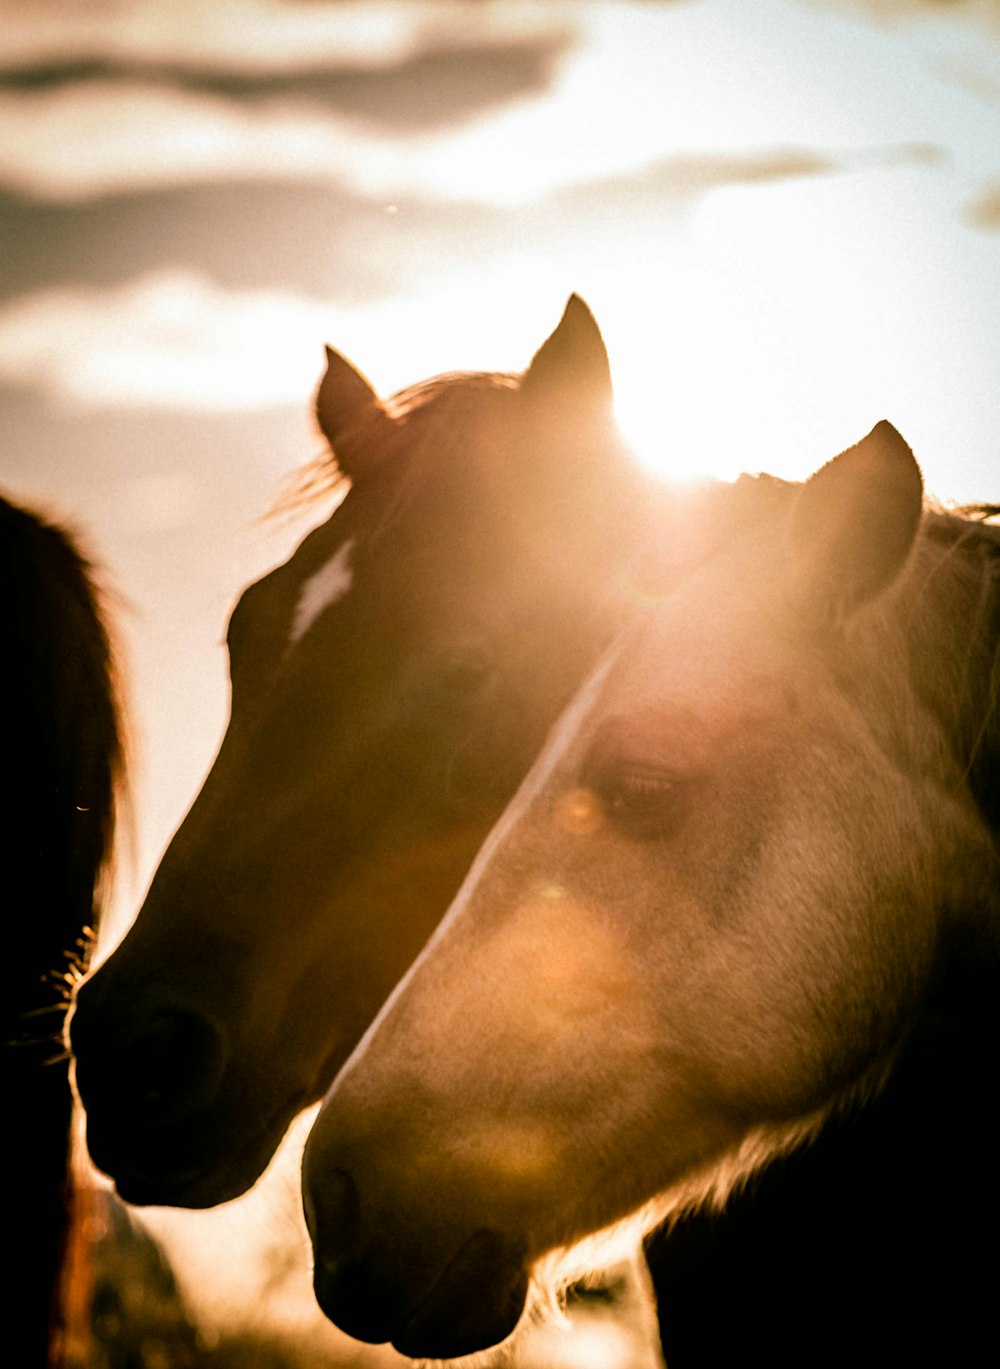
<box><xmin>133</xmin><ymin>1010</ymin><xmax>229</xmax><ymax>1124</ymax></box>
<box><xmin>74</xmin><ymin>993</ymin><xmax>229</xmax><ymax>1129</ymax></box>
<box><xmin>305</xmin><ymin>1167</ymin><xmax>362</xmax><ymax>1268</ymax></box>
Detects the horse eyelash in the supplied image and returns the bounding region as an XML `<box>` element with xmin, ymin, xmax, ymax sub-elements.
<box><xmin>617</xmin><ymin>770</ymin><xmax>675</xmax><ymax>794</ymax></box>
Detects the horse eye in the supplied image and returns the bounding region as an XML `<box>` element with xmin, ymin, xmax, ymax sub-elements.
<box><xmin>592</xmin><ymin>763</ymin><xmax>680</xmax><ymax>833</ymax></box>
<box><xmin>608</xmin><ymin>768</ymin><xmax>674</xmax><ymax>809</ymax></box>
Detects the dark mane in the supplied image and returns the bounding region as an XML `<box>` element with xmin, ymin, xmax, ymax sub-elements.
<box><xmin>385</xmin><ymin>369</ymin><xmax>520</xmax><ymax>421</ymax></box>
<box><xmin>0</xmin><ymin>496</ymin><xmax>125</xmax><ymax>953</ymax></box>
<box><xmin>904</xmin><ymin>506</ymin><xmax>1000</xmax><ymax>834</ymax></box>
<box><xmin>1</xmin><ymin>493</ymin><xmax>125</xmax><ymax>1365</ymax></box>
<box><xmin>276</xmin><ymin>370</ymin><xmax>520</xmax><ymax>524</ymax></box>
<box><xmin>753</xmin><ymin>491</ymin><xmax>1000</xmax><ymax>843</ymax></box>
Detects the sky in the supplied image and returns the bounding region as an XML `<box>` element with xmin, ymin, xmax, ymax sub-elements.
<box><xmin>4</xmin><ymin>0</ymin><xmax>1000</xmax><ymax>905</ymax></box>
<box><xmin>3</xmin><ymin>0</ymin><xmax>999</xmax><ymax>1350</ymax></box>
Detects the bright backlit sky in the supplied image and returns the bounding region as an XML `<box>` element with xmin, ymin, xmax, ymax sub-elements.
<box><xmin>3</xmin><ymin>0</ymin><xmax>1000</xmax><ymax>1343</ymax></box>
<box><xmin>4</xmin><ymin>0</ymin><xmax>1000</xmax><ymax>890</ymax></box>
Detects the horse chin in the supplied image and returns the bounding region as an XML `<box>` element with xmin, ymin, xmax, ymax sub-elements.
<box><xmin>85</xmin><ymin>1092</ymin><xmax>304</xmax><ymax>1210</ymax></box>
<box><xmin>313</xmin><ymin>1229</ymin><xmax>530</xmax><ymax>1360</ymax></box>
<box><xmin>111</xmin><ymin>1168</ymin><xmax>236</xmax><ymax>1211</ymax></box>
<box><xmin>392</xmin><ymin>1234</ymin><xmax>529</xmax><ymax>1361</ymax></box>
<box><xmin>91</xmin><ymin>1142</ymin><xmax>264</xmax><ymax>1210</ymax></box>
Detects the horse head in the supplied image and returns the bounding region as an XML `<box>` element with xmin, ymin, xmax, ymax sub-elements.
<box><xmin>302</xmin><ymin>422</ymin><xmax>1000</xmax><ymax>1358</ymax></box>
<box><xmin>71</xmin><ymin>297</ymin><xmax>658</xmax><ymax>1207</ymax></box>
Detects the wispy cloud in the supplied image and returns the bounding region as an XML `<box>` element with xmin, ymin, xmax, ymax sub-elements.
<box><xmin>0</xmin><ymin>3</ymin><xmax>576</xmax><ymax>199</ymax></box>
<box><xmin>0</xmin><ymin>179</ymin><xmax>403</xmax><ymax>302</ymax></box>
<box><xmin>966</xmin><ymin>180</ymin><xmax>1000</xmax><ymax>229</ymax></box>
<box><xmin>0</xmin><ymin>0</ymin><xmax>559</xmax><ymax>71</ymax></box>
<box><xmin>0</xmin><ymin>139</ymin><xmax>947</xmax><ymax>313</ymax></box>
<box><xmin>0</xmin><ymin>137</ymin><xmax>952</xmax><ymax>416</ymax></box>
<box><xmin>542</xmin><ymin>142</ymin><xmax>945</xmax><ymax>222</ymax></box>
<box><xmin>0</xmin><ymin>263</ymin><xmax>583</xmax><ymax>416</ymax></box>
<box><xmin>0</xmin><ymin>82</ymin><xmax>405</xmax><ymax>201</ymax></box>
<box><xmin>0</xmin><ymin>34</ymin><xmax>571</xmax><ymax>133</ymax></box>
<box><xmin>0</xmin><ymin>270</ymin><xmax>335</xmax><ymax>409</ymax></box>
<box><xmin>3</xmin><ymin>0</ymin><xmax>971</xmax><ymax>209</ymax></box>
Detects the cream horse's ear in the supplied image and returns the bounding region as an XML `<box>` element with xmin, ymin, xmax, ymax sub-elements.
<box><xmin>315</xmin><ymin>345</ymin><xmax>397</xmax><ymax>479</ymax></box>
<box><xmin>789</xmin><ymin>420</ymin><xmax>923</xmax><ymax>621</ymax></box>
<box><xmin>520</xmin><ymin>295</ymin><xmax>613</xmax><ymax>414</ymax></box>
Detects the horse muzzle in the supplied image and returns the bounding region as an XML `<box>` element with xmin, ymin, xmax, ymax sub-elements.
<box><xmin>72</xmin><ymin>975</ymin><xmax>240</xmax><ymax>1203</ymax></box>
<box><xmin>305</xmin><ymin>1165</ymin><xmax>530</xmax><ymax>1358</ymax></box>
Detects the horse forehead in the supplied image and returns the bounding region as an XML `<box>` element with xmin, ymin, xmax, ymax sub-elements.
<box><xmin>577</xmin><ymin>599</ymin><xmax>803</xmax><ymax>767</ymax></box>
<box><xmin>277</xmin><ymin>503</ymin><xmax>512</xmax><ymax>657</ymax></box>
<box><xmin>644</xmin><ymin>572</ymin><xmax>791</xmax><ymax>679</ymax></box>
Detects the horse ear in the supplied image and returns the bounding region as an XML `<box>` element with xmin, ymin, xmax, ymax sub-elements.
<box><xmin>790</xmin><ymin>421</ymin><xmax>923</xmax><ymax>620</ymax></box>
<box><xmin>316</xmin><ymin>346</ymin><xmax>395</xmax><ymax>478</ymax></box>
<box><xmin>521</xmin><ymin>295</ymin><xmax>613</xmax><ymax>415</ymax></box>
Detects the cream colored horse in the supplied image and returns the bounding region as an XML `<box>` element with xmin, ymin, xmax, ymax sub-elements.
<box><xmin>303</xmin><ymin>422</ymin><xmax>1000</xmax><ymax>1360</ymax></box>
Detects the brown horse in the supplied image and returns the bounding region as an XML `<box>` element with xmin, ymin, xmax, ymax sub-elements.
<box><xmin>71</xmin><ymin>298</ymin><xmax>676</xmax><ymax>1209</ymax></box>
<box><xmin>2</xmin><ymin>495</ymin><xmax>123</xmax><ymax>1368</ymax></box>
<box><xmin>302</xmin><ymin>422</ymin><xmax>1000</xmax><ymax>1360</ymax></box>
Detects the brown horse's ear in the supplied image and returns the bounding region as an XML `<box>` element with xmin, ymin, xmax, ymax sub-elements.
<box><xmin>514</xmin><ymin>297</ymin><xmax>636</xmax><ymax>556</ymax></box>
<box><xmin>316</xmin><ymin>346</ymin><xmax>395</xmax><ymax>478</ymax></box>
<box><xmin>521</xmin><ymin>295</ymin><xmax>613</xmax><ymax>415</ymax></box>
<box><xmin>790</xmin><ymin>420</ymin><xmax>923</xmax><ymax>621</ymax></box>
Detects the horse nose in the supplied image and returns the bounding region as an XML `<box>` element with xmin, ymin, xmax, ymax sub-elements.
<box><xmin>304</xmin><ymin>1156</ymin><xmax>529</xmax><ymax>1357</ymax></box>
<box><xmin>394</xmin><ymin>1228</ymin><xmax>529</xmax><ymax>1359</ymax></box>
<box><xmin>306</xmin><ymin>1168</ymin><xmax>390</xmax><ymax>1341</ymax></box>
<box><xmin>73</xmin><ymin>978</ymin><xmax>229</xmax><ymax>1129</ymax></box>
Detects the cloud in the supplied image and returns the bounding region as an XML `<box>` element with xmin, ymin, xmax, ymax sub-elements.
<box><xmin>0</xmin><ymin>270</ymin><xmax>336</xmax><ymax>410</ymax></box>
<box><xmin>0</xmin><ymin>0</ymin><xmax>967</xmax><ymax>212</ymax></box>
<box><xmin>0</xmin><ymin>1</ymin><xmax>553</xmax><ymax>71</ymax></box>
<box><xmin>0</xmin><ymin>2</ymin><xmax>577</xmax><ymax>201</ymax></box>
<box><xmin>0</xmin><ymin>137</ymin><xmax>951</xmax><ymax>422</ymax></box>
<box><xmin>0</xmin><ymin>265</ymin><xmax>565</xmax><ymax>416</ymax></box>
<box><xmin>543</xmin><ymin>142</ymin><xmax>945</xmax><ymax>225</ymax></box>
<box><xmin>966</xmin><ymin>181</ymin><xmax>1000</xmax><ymax>229</ymax></box>
<box><xmin>0</xmin><ymin>59</ymin><xmax>574</xmax><ymax>206</ymax></box>
<box><xmin>0</xmin><ymin>34</ymin><xmax>571</xmax><ymax>133</ymax></box>
<box><xmin>0</xmin><ymin>140</ymin><xmax>940</xmax><ymax>318</ymax></box>
<box><xmin>0</xmin><ymin>179</ymin><xmax>408</xmax><ymax>303</ymax></box>
<box><xmin>0</xmin><ymin>83</ymin><xmax>423</xmax><ymax>202</ymax></box>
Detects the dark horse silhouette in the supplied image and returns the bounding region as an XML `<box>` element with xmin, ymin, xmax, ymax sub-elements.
<box><xmin>2</xmin><ymin>495</ymin><xmax>122</xmax><ymax>1368</ymax></box>
<box><xmin>301</xmin><ymin>424</ymin><xmax>1000</xmax><ymax>1364</ymax></box>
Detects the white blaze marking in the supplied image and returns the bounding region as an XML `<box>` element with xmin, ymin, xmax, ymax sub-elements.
<box><xmin>289</xmin><ymin>538</ymin><xmax>355</xmax><ymax>647</ymax></box>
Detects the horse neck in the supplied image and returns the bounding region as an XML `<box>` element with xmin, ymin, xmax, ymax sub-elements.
<box><xmin>829</xmin><ymin>510</ymin><xmax>997</xmax><ymax>838</ymax></box>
